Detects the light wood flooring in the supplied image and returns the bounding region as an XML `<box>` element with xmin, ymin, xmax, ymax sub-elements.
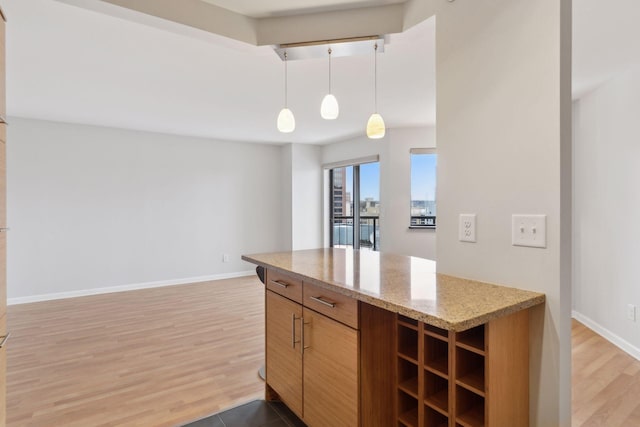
<box><xmin>5</xmin><ymin>279</ymin><xmax>640</xmax><ymax>426</ymax></box>
<box><xmin>6</xmin><ymin>277</ymin><xmax>265</xmax><ymax>427</ymax></box>
<box><xmin>572</xmin><ymin>319</ymin><xmax>640</xmax><ymax>426</ymax></box>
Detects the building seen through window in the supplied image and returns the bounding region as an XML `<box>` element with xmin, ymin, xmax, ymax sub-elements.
<box><xmin>410</xmin><ymin>150</ymin><xmax>437</xmax><ymax>228</ymax></box>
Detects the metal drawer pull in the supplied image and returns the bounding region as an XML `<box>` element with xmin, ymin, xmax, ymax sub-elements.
<box><xmin>272</xmin><ymin>280</ymin><xmax>289</xmax><ymax>289</ymax></box>
<box><xmin>0</xmin><ymin>333</ymin><xmax>10</xmax><ymax>348</ymax></box>
<box><xmin>291</xmin><ymin>313</ymin><xmax>301</xmax><ymax>348</ymax></box>
<box><xmin>310</xmin><ymin>296</ymin><xmax>336</xmax><ymax>308</ymax></box>
<box><xmin>0</xmin><ymin>228</ymin><xmax>10</xmax><ymax>233</ymax></box>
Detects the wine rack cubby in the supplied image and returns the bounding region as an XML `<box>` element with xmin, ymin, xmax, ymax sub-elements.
<box><xmin>395</xmin><ymin>310</ymin><xmax>529</xmax><ymax>427</ymax></box>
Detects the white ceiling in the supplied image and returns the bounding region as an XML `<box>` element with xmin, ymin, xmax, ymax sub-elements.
<box><xmin>5</xmin><ymin>0</ymin><xmax>640</xmax><ymax>145</ymax></box>
<box><xmin>4</xmin><ymin>0</ymin><xmax>434</xmax><ymax>145</ymax></box>
<box><xmin>200</xmin><ymin>0</ymin><xmax>407</xmax><ymax>18</ymax></box>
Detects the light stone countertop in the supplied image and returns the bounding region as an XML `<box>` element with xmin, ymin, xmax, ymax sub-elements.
<box><xmin>242</xmin><ymin>248</ymin><xmax>545</xmax><ymax>331</ymax></box>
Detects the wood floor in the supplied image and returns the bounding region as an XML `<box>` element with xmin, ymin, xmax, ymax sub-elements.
<box><xmin>6</xmin><ymin>277</ymin><xmax>265</xmax><ymax>427</ymax></box>
<box><xmin>5</xmin><ymin>279</ymin><xmax>640</xmax><ymax>426</ymax></box>
<box><xmin>572</xmin><ymin>319</ymin><xmax>640</xmax><ymax>426</ymax></box>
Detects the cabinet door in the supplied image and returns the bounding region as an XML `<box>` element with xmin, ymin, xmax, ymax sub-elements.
<box><xmin>0</xmin><ymin>233</ymin><xmax>4</xmax><ymax>322</ymax></box>
<box><xmin>0</xmin><ymin>315</ymin><xmax>5</xmax><ymax>427</ymax></box>
<box><xmin>0</xmin><ymin>142</ymin><xmax>4</xmax><ymax>317</ymax></box>
<box><xmin>303</xmin><ymin>308</ymin><xmax>358</xmax><ymax>427</ymax></box>
<box><xmin>266</xmin><ymin>291</ymin><xmax>303</xmax><ymax>418</ymax></box>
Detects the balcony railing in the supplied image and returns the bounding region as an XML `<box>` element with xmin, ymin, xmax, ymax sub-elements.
<box><xmin>332</xmin><ymin>216</ymin><xmax>380</xmax><ymax>251</ymax></box>
<box><xmin>410</xmin><ymin>215</ymin><xmax>436</xmax><ymax>228</ymax></box>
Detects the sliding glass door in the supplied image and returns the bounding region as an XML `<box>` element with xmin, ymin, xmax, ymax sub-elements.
<box><xmin>329</xmin><ymin>161</ymin><xmax>380</xmax><ymax>251</ymax></box>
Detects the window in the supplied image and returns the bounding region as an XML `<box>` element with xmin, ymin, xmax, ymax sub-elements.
<box><xmin>328</xmin><ymin>158</ymin><xmax>380</xmax><ymax>251</ymax></box>
<box><xmin>330</xmin><ymin>165</ymin><xmax>354</xmax><ymax>248</ymax></box>
<box><xmin>410</xmin><ymin>149</ymin><xmax>437</xmax><ymax>228</ymax></box>
<box><xmin>359</xmin><ymin>162</ymin><xmax>380</xmax><ymax>250</ymax></box>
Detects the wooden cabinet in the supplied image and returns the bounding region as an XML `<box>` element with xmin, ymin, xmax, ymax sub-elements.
<box><xmin>303</xmin><ymin>281</ymin><xmax>358</xmax><ymax>329</ymax></box>
<box><xmin>302</xmin><ymin>307</ymin><xmax>358</xmax><ymax>427</ymax></box>
<box><xmin>265</xmin><ymin>270</ymin><xmax>359</xmax><ymax>427</ymax></box>
<box><xmin>395</xmin><ymin>310</ymin><xmax>529</xmax><ymax>427</ymax></box>
<box><xmin>245</xmin><ymin>252</ymin><xmax>543</xmax><ymax>427</ymax></box>
<box><xmin>265</xmin><ymin>291</ymin><xmax>303</xmax><ymax>417</ymax></box>
<box><xmin>0</xmin><ymin>315</ymin><xmax>5</xmax><ymax>427</ymax></box>
<box><xmin>266</xmin><ymin>269</ymin><xmax>302</xmax><ymax>303</ymax></box>
<box><xmin>0</xmin><ymin>127</ymin><xmax>5</xmax><ymax>316</ymax></box>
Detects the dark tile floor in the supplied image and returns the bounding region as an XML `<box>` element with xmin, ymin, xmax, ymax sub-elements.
<box><xmin>182</xmin><ymin>400</ymin><xmax>307</xmax><ymax>427</ymax></box>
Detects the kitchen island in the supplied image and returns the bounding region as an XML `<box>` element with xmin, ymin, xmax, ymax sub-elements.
<box><xmin>242</xmin><ymin>248</ymin><xmax>545</xmax><ymax>427</ymax></box>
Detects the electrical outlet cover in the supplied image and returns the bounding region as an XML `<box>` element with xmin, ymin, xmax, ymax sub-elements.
<box><xmin>459</xmin><ymin>214</ymin><xmax>477</xmax><ymax>243</ymax></box>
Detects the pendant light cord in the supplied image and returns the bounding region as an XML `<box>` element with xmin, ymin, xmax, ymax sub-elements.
<box><xmin>328</xmin><ymin>47</ymin><xmax>332</xmax><ymax>93</ymax></box>
<box><xmin>374</xmin><ymin>43</ymin><xmax>378</xmax><ymax>113</ymax></box>
<box><xmin>284</xmin><ymin>51</ymin><xmax>288</xmax><ymax>108</ymax></box>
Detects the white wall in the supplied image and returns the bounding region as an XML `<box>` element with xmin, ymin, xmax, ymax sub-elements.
<box><xmin>278</xmin><ymin>143</ymin><xmax>323</xmax><ymax>251</ymax></box>
<box><xmin>291</xmin><ymin>144</ymin><xmax>323</xmax><ymax>250</ymax></box>
<box><xmin>280</xmin><ymin>144</ymin><xmax>293</xmax><ymax>251</ymax></box>
<box><xmin>434</xmin><ymin>0</ymin><xmax>572</xmax><ymax>425</ymax></box>
<box><xmin>7</xmin><ymin>118</ymin><xmax>286</xmax><ymax>300</ymax></box>
<box><xmin>573</xmin><ymin>67</ymin><xmax>640</xmax><ymax>358</ymax></box>
<box><xmin>322</xmin><ymin>127</ymin><xmax>437</xmax><ymax>260</ymax></box>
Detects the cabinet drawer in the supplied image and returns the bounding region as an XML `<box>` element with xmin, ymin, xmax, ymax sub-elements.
<box><xmin>304</xmin><ymin>282</ymin><xmax>358</xmax><ymax>329</ymax></box>
<box><xmin>266</xmin><ymin>269</ymin><xmax>302</xmax><ymax>303</ymax></box>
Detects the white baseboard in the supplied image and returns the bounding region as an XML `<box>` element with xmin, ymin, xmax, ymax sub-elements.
<box><xmin>7</xmin><ymin>270</ymin><xmax>256</xmax><ymax>305</ymax></box>
<box><xmin>572</xmin><ymin>310</ymin><xmax>640</xmax><ymax>361</ymax></box>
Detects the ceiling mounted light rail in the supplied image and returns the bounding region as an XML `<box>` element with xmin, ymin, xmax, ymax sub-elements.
<box><xmin>320</xmin><ymin>47</ymin><xmax>339</xmax><ymax>120</ymax></box>
<box><xmin>274</xmin><ymin>36</ymin><xmax>385</xmax><ymax>61</ymax></box>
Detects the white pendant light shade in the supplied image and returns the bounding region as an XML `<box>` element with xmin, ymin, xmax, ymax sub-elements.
<box><xmin>321</xmin><ymin>47</ymin><xmax>339</xmax><ymax>120</ymax></box>
<box><xmin>321</xmin><ymin>94</ymin><xmax>339</xmax><ymax>120</ymax></box>
<box><xmin>366</xmin><ymin>113</ymin><xmax>385</xmax><ymax>139</ymax></box>
<box><xmin>277</xmin><ymin>107</ymin><xmax>296</xmax><ymax>133</ymax></box>
<box><xmin>278</xmin><ymin>51</ymin><xmax>295</xmax><ymax>134</ymax></box>
<box><xmin>367</xmin><ymin>42</ymin><xmax>385</xmax><ymax>139</ymax></box>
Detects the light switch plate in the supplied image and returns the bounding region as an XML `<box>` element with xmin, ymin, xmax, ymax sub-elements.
<box><xmin>459</xmin><ymin>214</ymin><xmax>477</xmax><ymax>243</ymax></box>
<box><xmin>512</xmin><ymin>215</ymin><xmax>547</xmax><ymax>248</ymax></box>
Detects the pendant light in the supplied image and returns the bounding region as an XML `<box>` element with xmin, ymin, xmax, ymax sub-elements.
<box><xmin>366</xmin><ymin>42</ymin><xmax>386</xmax><ymax>139</ymax></box>
<box><xmin>320</xmin><ymin>47</ymin><xmax>339</xmax><ymax>120</ymax></box>
<box><xmin>277</xmin><ymin>51</ymin><xmax>295</xmax><ymax>133</ymax></box>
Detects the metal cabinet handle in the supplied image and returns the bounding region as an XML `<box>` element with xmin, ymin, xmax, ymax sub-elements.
<box><xmin>301</xmin><ymin>318</ymin><xmax>310</xmax><ymax>354</ymax></box>
<box><xmin>291</xmin><ymin>313</ymin><xmax>301</xmax><ymax>348</ymax></box>
<box><xmin>0</xmin><ymin>228</ymin><xmax>10</xmax><ymax>233</ymax></box>
<box><xmin>272</xmin><ymin>280</ymin><xmax>289</xmax><ymax>289</ymax></box>
<box><xmin>0</xmin><ymin>333</ymin><xmax>10</xmax><ymax>348</ymax></box>
<box><xmin>310</xmin><ymin>296</ymin><xmax>336</xmax><ymax>308</ymax></box>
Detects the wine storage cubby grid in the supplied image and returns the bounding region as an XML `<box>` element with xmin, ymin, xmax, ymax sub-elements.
<box><xmin>396</xmin><ymin>315</ymin><xmax>487</xmax><ymax>427</ymax></box>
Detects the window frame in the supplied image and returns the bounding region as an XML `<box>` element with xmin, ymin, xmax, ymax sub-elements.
<box><xmin>325</xmin><ymin>156</ymin><xmax>381</xmax><ymax>250</ymax></box>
